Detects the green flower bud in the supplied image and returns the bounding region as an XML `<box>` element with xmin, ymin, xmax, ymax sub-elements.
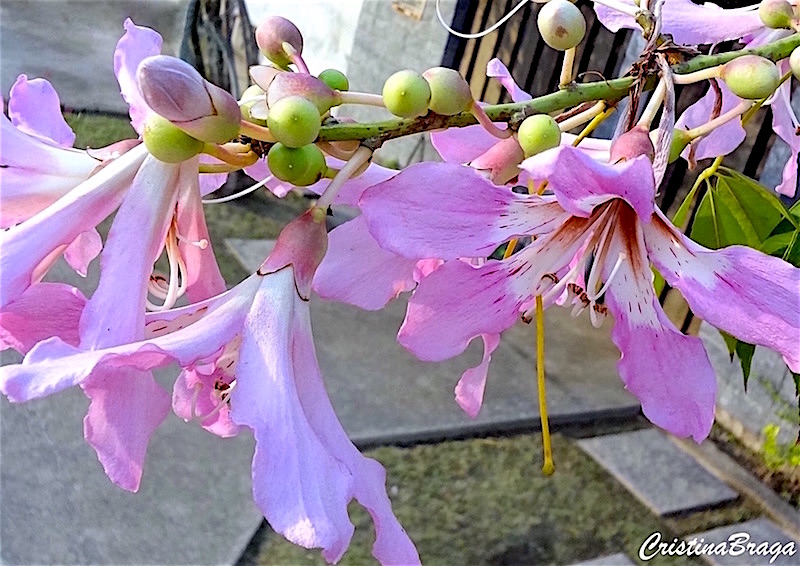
<box><xmin>720</xmin><ymin>55</ymin><xmax>781</xmax><ymax>100</ymax></box>
<box><xmin>422</xmin><ymin>67</ymin><xmax>473</xmax><ymax>116</ymax></box>
<box><xmin>240</xmin><ymin>84</ymin><xmax>267</xmax><ymax>125</ymax></box>
<box><xmin>382</xmin><ymin>69</ymin><xmax>431</xmax><ymax>118</ymax></box>
<box><xmin>758</xmin><ymin>0</ymin><xmax>795</xmax><ymax>29</ymax></box>
<box><xmin>143</xmin><ymin>114</ymin><xmax>204</xmax><ymax>163</ymax></box>
<box><xmin>267</xmin><ymin>143</ymin><xmax>327</xmax><ymax>186</ymax></box>
<box><xmin>267</xmin><ymin>96</ymin><xmax>321</xmax><ymax>148</ymax></box>
<box><xmin>318</xmin><ymin>69</ymin><xmax>350</xmax><ymax>92</ymax></box>
<box><xmin>537</xmin><ymin>0</ymin><xmax>586</xmax><ymax>51</ymax></box>
<box><xmin>517</xmin><ymin>114</ymin><xmax>561</xmax><ymax>158</ymax></box>
<box><xmin>791</xmin><ymin>46</ymin><xmax>800</xmax><ymax>80</ymax></box>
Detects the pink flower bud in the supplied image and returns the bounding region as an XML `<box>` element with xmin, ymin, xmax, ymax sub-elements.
<box><xmin>255</xmin><ymin>16</ymin><xmax>304</xmax><ymax>69</ymax></box>
<box><xmin>266</xmin><ymin>72</ymin><xmax>340</xmax><ymax>114</ymax></box>
<box><xmin>609</xmin><ymin>125</ymin><xmax>655</xmax><ymax>163</ymax></box>
<box><xmin>137</xmin><ymin>55</ymin><xmax>241</xmax><ymax>144</ymax></box>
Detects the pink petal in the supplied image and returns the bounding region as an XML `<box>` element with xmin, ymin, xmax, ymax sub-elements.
<box><xmin>232</xmin><ymin>269</ymin><xmax>418</xmax><ymax>564</ymax></box>
<box><xmin>360</xmin><ymin>162</ymin><xmax>567</xmax><ymax>260</ymax></box>
<box><xmin>0</xmin><ymin>277</ymin><xmax>257</xmax><ymax>402</ymax></box>
<box><xmin>431</xmin><ymin>124</ymin><xmax>502</xmax><ymax>163</ymax></box>
<box><xmin>604</xmin><ymin>217</ymin><xmax>716</xmax><ymax>442</ymax></box>
<box><xmin>8</xmin><ymin>75</ymin><xmax>75</xmax><ymax>147</ymax></box>
<box><xmin>63</xmin><ymin>229</ymin><xmax>103</xmax><ymax>277</ymax></box>
<box><xmin>313</xmin><ymin>216</ymin><xmax>418</xmax><ymax>310</ymax></box>
<box><xmin>521</xmin><ymin>146</ymin><xmax>656</xmax><ymax>222</ymax></box>
<box><xmin>676</xmin><ymin>81</ymin><xmax>746</xmax><ymax>162</ymax></box>
<box><xmin>0</xmin><ymin>283</ymin><xmax>86</xmax><ymax>354</ymax></box>
<box><xmin>173</xmin><ymin>366</ymin><xmax>240</xmax><ymax>438</ymax></box>
<box><xmin>769</xmin><ymin>67</ymin><xmax>800</xmax><ymax>197</ymax></box>
<box><xmin>454</xmin><ymin>334</ymin><xmax>500</xmax><ymax>418</ymax></box>
<box><xmin>0</xmin><ymin>144</ymin><xmax>148</xmax><ymax>309</ymax></box>
<box><xmin>400</xmin><ymin>257</ymin><xmax>532</xmax><ymax>361</ymax></box>
<box><xmin>175</xmin><ymin>160</ymin><xmax>227</xmax><ymax>301</ymax></box>
<box><xmin>644</xmin><ymin>211</ymin><xmax>800</xmax><ymax>373</ymax></box>
<box><xmin>81</xmin><ymin>367</ymin><xmax>170</xmax><ymax>491</ymax></box>
<box><xmin>79</xmin><ymin>155</ymin><xmax>181</xmax><ymax>349</ymax></box>
<box><xmin>486</xmin><ymin>58</ymin><xmax>531</xmax><ymax>103</ymax></box>
<box><xmin>595</xmin><ymin>0</ymin><xmax>763</xmax><ymax>45</ymax></box>
<box><xmin>114</xmin><ymin>18</ymin><xmax>162</xmax><ymax>134</ymax></box>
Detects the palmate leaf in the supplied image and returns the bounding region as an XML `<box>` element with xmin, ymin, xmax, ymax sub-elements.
<box><xmin>689</xmin><ymin>169</ymin><xmax>797</xmax><ymax>393</ymax></box>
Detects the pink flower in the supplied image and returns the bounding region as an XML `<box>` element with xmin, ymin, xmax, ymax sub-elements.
<box><xmin>0</xmin><ymin>211</ymin><xmax>419</xmax><ymax>565</ymax></box>
<box><xmin>359</xmin><ymin>145</ymin><xmax>800</xmax><ymax>442</ymax></box>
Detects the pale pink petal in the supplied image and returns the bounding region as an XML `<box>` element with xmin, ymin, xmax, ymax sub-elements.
<box><xmin>313</xmin><ymin>216</ymin><xmax>418</xmax><ymax>310</ymax></box>
<box><xmin>232</xmin><ymin>268</ymin><xmax>418</xmax><ymax>564</ymax></box>
<box><xmin>486</xmin><ymin>58</ymin><xmax>531</xmax><ymax>103</ymax></box>
<box><xmin>232</xmin><ymin>269</ymin><xmax>355</xmax><ymax>559</ymax></box>
<box><xmin>769</xmin><ymin>67</ymin><xmax>799</xmax><ymax>197</ymax></box>
<box><xmin>8</xmin><ymin>75</ymin><xmax>75</xmax><ymax>146</ymax></box>
<box><xmin>594</xmin><ymin>0</ymin><xmax>763</xmax><ymax>45</ymax></box>
<box><xmin>173</xmin><ymin>366</ymin><xmax>240</xmax><ymax>438</ymax></box>
<box><xmin>0</xmin><ymin>277</ymin><xmax>256</xmax><ymax>403</ymax></box>
<box><xmin>431</xmin><ymin>124</ymin><xmax>502</xmax><ymax>163</ymax></box>
<box><xmin>114</xmin><ymin>18</ymin><xmax>162</xmax><ymax>134</ymax></box>
<box><xmin>63</xmin><ymin>229</ymin><xmax>103</xmax><ymax>277</ymax></box>
<box><xmin>0</xmin><ymin>283</ymin><xmax>86</xmax><ymax>354</ymax></box>
<box><xmin>400</xmin><ymin>257</ymin><xmax>532</xmax><ymax>361</ymax></box>
<box><xmin>0</xmin><ymin>144</ymin><xmax>148</xmax><ymax>308</ymax></box>
<box><xmin>454</xmin><ymin>334</ymin><xmax>500</xmax><ymax>418</ymax></box>
<box><xmin>644</xmin><ymin>211</ymin><xmax>800</xmax><ymax>372</ymax></box>
<box><xmin>604</xmin><ymin>220</ymin><xmax>716</xmax><ymax>442</ymax></box>
<box><xmin>291</xmin><ymin>302</ymin><xmax>419</xmax><ymax>565</ymax></box>
<box><xmin>360</xmin><ymin>162</ymin><xmax>567</xmax><ymax>260</ymax></box>
<box><xmin>675</xmin><ymin>81</ymin><xmax>746</xmax><ymax>161</ymax></box>
<box><xmin>79</xmin><ymin>155</ymin><xmax>180</xmax><ymax>349</ymax></box>
<box><xmin>82</xmin><ymin>367</ymin><xmax>170</xmax><ymax>491</ymax></box>
<box><xmin>175</xmin><ymin>159</ymin><xmax>227</xmax><ymax>301</ymax></box>
<box><xmin>521</xmin><ymin>146</ymin><xmax>656</xmax><ymax>222</ymax></box>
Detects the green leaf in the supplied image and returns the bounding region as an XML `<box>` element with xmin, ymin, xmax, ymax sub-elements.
<box><xmin>735</xmin><ymin>341</ymin><xmax>756</xmax><ymax>389</ymax></box>
<box><xmin>718</xmin><ymin>167</ymin><xmax>798</xmax><ymax>233</ymax></box>
<box><xmin>719</xmin><ymin>330</ymin><xmax>738</xmax><ymax>359</ymax></box>
<box><xmin>690</xmin><ymin>189</ymin><xmax>721</xmax><ymax>249</ymax></box>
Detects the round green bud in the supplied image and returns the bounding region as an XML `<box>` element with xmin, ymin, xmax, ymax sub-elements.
<box><xmin>790</xmin><ymin>46</ymin><xmax>800</xmax><ymax>80</ymax></box>
<box><xmin>255</xmin><ymin>16</ymin><xmax>303</xmax><ymax>69</ymax></box>
<box><xmin>382</xmin><ymin>69</ymin><xmax>431</xmax><ymax>118</ymax></box>
<box><xmin>758</xmin><ymin>0</ymin><xmax>795</xmax><ymax>28</ymax></box>
<box><xmin>318</xmin><ymin>69</ymin><xmax>350</xmax><ymax>92</ymax></box>
<box><xmin>517</xmin><ymin>114</ymin><xmax>562</xmax><ymax>158</ymax></box>
<box><xmin>537</xmin><ymin>0</ymin><xmax>586</xmax><ymax>51</ymax></box>
<box><xmin>143</xmin><ymin>114</ymin><xmax>204</xmax><ymax>163</ymax></box>
<box><xmin>267</xmin><ymin>96</ymin><xmax>321</xmax><ymax>148</ymax></box>
<box><xmin>720</xmin><ymin>55</ymin><xmax>781</xmax><ymax>100</ymax></box>
<box><xmin>267</xmin><ymin>143</ymin><xmax>327</xmax><ymax>186</ymax></box>
<box><xmin>422</xmin><ymin>67</ymin><xmax>473</xmax><ymax>116</ymax></box>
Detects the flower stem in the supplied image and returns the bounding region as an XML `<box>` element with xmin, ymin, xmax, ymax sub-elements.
<box><xmin>672</xmin><ymin>66</ymin><xmax>721</xmax><ymax>85</ymax></box>
<box><xmin>559</xmin><ymin>47</ymin><xmax>577</xmax><ymax>88</ymax></box>
<box><xmin>315</xmin><ymin>146</ymin><xmax>373</xmax><ymax>209</ymax></box>
<box><xmin>202</xmin><ymin>143</ymin><xmax>259</xmax><ymax>168</ymax></box>
<box><xmin>471</xmin><ymin>102</ymin><xmax>512</xmax><ymax>139</ymax></box>
<box><xmin>685</xmin><ymin>100</ymin><xmax>752</xmax><ymax>139</ymax></box>
<box><xmin>337</xmin><ymin>91</ymin><xmax>386</xmax><ymax>107</ymax></box>
<box><xmin>239</xmin><ymin>120</ymin><xmax>277</xmax><ymax>143</ymax></box>
<box><xmin>559</xmin><ymin>101</ymin><xmax>606</xmax><ymax>132</ymax></box>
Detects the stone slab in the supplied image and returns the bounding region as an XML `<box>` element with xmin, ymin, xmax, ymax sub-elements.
<box><xmin>1</xmin><ymin>259</ymin><xmax>263</xmax><ymax>565</ymax></box>
<box><xmin>578</xmin><ymin>428</ymin><xmax>739</xmax><ymax>516</ymax></box>
<box><xmin>571</xmin><ymin>553</ymin><xmax>635</xmax><ymax>565</ymax></box>
<box><xmin>689</xmin><ymin>518</ymin><xmax>799</xmax><ymax>565</ymax></box>
<box><xmin>226</xmin><ymin>238</ymin><xmax>640</xmax><ymax>446</ymax></box>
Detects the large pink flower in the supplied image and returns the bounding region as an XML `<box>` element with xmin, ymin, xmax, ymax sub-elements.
<box><xmin>0</xmin><ymin>211</ymin><xmax>419</xmax><ymax>565</ymax></box>
<box><xmin>359</xmin><ymin>145</ymin><xmax>800</xmax><ymax>442</ymax></box>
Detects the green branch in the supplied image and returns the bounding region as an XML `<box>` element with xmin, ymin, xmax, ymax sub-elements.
<box><xmin>317</xmin><ymin>33</ymin><xmax>800</xmax><ymax>145</ymax></box>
